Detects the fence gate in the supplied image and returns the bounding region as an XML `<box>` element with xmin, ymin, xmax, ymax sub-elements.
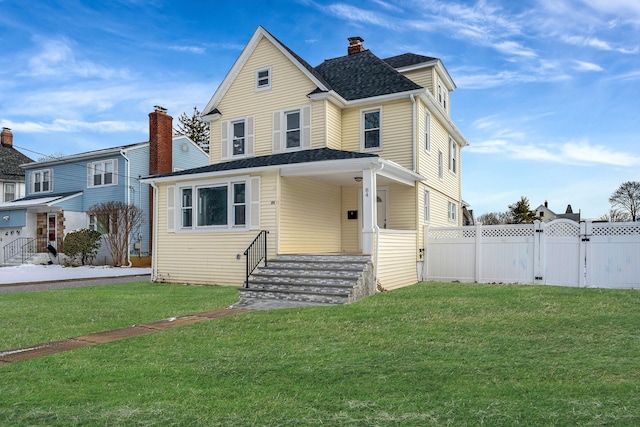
<box><xmin>426</xmin><ymin>220</ymin><xmax>640</xmax><ymax>289</ymax></box>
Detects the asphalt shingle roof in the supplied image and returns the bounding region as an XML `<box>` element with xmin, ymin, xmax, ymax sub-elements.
<box><xmin>148</xmin><ymin>148</ymin><xmax>378</xmax><ymax>179</ymax></box>
<box><xmin>383</xmin><ymin>53</ymin><xmax>438</xmax><ymax>69</ymax></box>
<box><xmin>313</xmin><ymin>50</ymin><xmax>422</xmax><ymax>101</ymax></box>
<box><xmin>0</xmin><ymin>143</ymin><xmax>34</xmax><ymax>181</ymax></box>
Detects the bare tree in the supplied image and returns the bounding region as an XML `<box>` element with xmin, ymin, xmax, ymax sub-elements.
<box><xmin>609</xmin><ymin>181</ymin><xmax>640</xmax><ymax>221</ymax></box>
<box><xmin>477</xmin><ymin>211</ymin><xmax>510</xmax><ymax>225</ymax></box>
<box><xmin>174</xmin><ymin>106</ymin><xmax>210</xmax><ymax>153</ymax></box>
<box><xmin>88</xmin><ymin>201</ymin><xmax>143</xmax><ymax>266</ymax></box>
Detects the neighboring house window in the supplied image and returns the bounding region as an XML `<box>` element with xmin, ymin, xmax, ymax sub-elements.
<box><xmin>362</xmin><ymin>108</ymin><xmax>381</xmax><ymax>151</ymax></box>
<box><xmin>30</xmin><ymin>169</ymin><xmax>52</xmax><ymax>193</ymax></box>
<box><xmin>424</xmin><ymin>190</ymin><xmax>430</xmax><ymax>222</ymax></box>
<box><xmin>178</xmin><ymin>177</ymin><xmax>258</xmax><ymax>232</ymax></box>
<box><xmin>4</xmin><ymin>183</ymin><xmax>15</xmax><ymax>202</ymax></box>
<box><xmin>221</xmin><ymin>117</ymin><xmax>254</xmax><ymax>160</ymax></box>
<box><xmin>89</xmin><ymin>214</ymin><xmax>111</xmax><ymax>234</ymax></box>
<box><xmin>449</xmin><ymin>138</ymin><xmax>457</xmax><ymax>174</ymax></box>
<box><xmin>273</xmin><ymin>106</ymin><xmax>310</xmax><ymax>152</ymax></box>
<box><xmin>448</xmin><ymin>201</ymin><xmax>457</xmax><ymax>223</ymax></box>
<box><xmin>438</xmin><ymin>151</ymin><xmax>444</xmax><ymax>180</ymax></box>
<box><xmin>256</xmin><ymin>67</ymin><xmax>271</xmax><ymax>91</ymax></box>
<box><xmin>88</xmin><ymin>159</ymin><xmax>117</xmax><ymax>187</ymax></box>
<box><xmin>425</xmin><ymin>112</ymin><xmax>431</xmax><ymax>152</ymax></box>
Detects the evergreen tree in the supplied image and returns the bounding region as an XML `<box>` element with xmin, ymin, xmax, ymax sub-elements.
<box><xmin>507</xmin><ymin>196</ymin><xmax>538</xmax><ymax>224</ymax></box>
<box><xmin>174</xmin><ymin>106</ymin><xmax>210</xmax><ymax>153</ymax></box>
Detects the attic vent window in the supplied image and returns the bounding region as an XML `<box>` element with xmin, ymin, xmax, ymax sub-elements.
<box><xmin>256</xmin><ymin>67</ymin><xmax>271</xmax><ymax>91</ymax></box>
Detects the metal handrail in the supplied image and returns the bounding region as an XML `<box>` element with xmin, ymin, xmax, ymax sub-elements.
<box><xmin>243</xmin><ymin>230</ymin><xmax>268</xmax><ymax>288</ymax></box>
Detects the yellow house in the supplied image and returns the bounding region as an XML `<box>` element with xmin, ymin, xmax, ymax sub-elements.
<box><xmin>144</xmin><ymin>27</ymin><xmax>468</xmax><ymax>296</ymax></box>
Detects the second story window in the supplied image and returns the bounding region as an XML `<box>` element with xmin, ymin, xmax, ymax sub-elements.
<box><xmin>88</xmin><ymin>159</ymin><xmax>117</xmax><ymax>188</ymax></box>
<box><xmin>449</xmin><ymin>138</ymin><xmax>457</xmax><ymax>174</ymax></box>
<box><xmin>285</xmin><ymin>110</ymin><xmax>301</xmax><ymax>149</ymax></box>
<box><xmin>273</xmin><ymin>106</ymin><xmax>310</xmax><ymax>153</ymax></box>
<box><xmin>425</xmin><ymin>112</ymin><xmax>431</xmax><ymax>152</ymax></box>
<box><xmin>232</xmin><ymin>120</ymin><xmax>245</xmax><ymax>156</ymax></box>
<box><xmin>438</xmin><ymin>82</ymin><xmax>448</xmax><ymax>111</ymax></box>
<box><xmin>256</xmin><ymin>67</ymin><xmax>271</xmax><ymax>91</ymax></box>
<box><xmin>4</xmin><ymin>183</ymin><xmax>15</xmax><ymax>202</ymax></box>
<box><xmin>30</xmin><ymin>169</ymin><xmax>52</xmax><ymax>194</ymax></box>
<box><xmin>221</xmin><ymin>117</ymin><xmax>254</xmax><ymax>160</ymax></box>
<box><xmin>362</xmin><ymin>107</ymin><xmax>381</xmax><ymax>151</ymax></box>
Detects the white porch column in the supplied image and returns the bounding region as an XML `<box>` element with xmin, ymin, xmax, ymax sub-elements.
<box><xmin>361</xmin><ymin>168</ymin><xmax>377</xmax><ymax>255</ymax></box>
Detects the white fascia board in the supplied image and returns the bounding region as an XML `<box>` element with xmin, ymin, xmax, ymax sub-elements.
<box><xmin>20</xmin><ymin>146</ymin><xmax>128</xmax><ymax>168</ymax></box>
<box><xmin>394</xmin><ymin>59</ymin><xmax>456</xmax><ymax>91</ymax></box>
<box><xmin>317</xmin><ymin>88</ymin><xmax>426</xmax><ymax>110</ymax></box>
<box><xmin>279</xmin><ymin>157</ymin><xmax>380</xmax><ymax>177</ymax></box>
<box><xmin>202</xmin><ymin>26</ymin><xmax>331</xmax><ymax>118</ymax></box>
<box><xmin>420</xmin><ymin>92</ymin><xmax>469</xmax><ymax>147</ymax></box>
<box><xmin>378</xmin><ymin>159</ymin><xmax>425</xmax><ymax>186</ymax></box>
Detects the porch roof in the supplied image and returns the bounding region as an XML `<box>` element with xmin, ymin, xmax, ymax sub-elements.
<box><xmin>142</xmin><ymin>148</ymin><xmax>425</xmax><ymax>187</ymax></box>
<box><xmin>0</xmin><ymin>191</ymin><xmax>83</xmax><ymax>210</ymax></box>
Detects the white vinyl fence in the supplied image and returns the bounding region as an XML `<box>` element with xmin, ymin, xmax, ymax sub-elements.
<box><xmin>425</xmin><ymin>219</ymin><xmax>640</xmax><ymax>289</ymax></box>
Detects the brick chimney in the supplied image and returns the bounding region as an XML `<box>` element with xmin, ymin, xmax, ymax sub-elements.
<box><xmin>1</xmin><ymin>127</ymin><xmax>13</xmax><ymax>147</ymax></box>
<box><xmin>348</xmin><ymin>36</ymin><xmax>365</xmax><ymax>55</ymax></box>
<box><xmin>148</xmin><ymin>106</ymin><xmax>173</xmax><ymax>252</ymax></box>
<box><xmin>149</xmin><ymin>106</ymin><xmax>173</xmax><ymax>175</ymax></box>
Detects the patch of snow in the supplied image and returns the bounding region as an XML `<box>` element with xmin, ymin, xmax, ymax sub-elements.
<box><xmin>0</xmin><ymin>264</ymin><xmax>151</xmax><ymax>285</ymax></box>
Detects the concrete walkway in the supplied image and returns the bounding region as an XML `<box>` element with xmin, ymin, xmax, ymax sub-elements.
<box><xmin>0</xmin><ymin>308</ymin><xmax>248</xmax><ymax>364</ymax></box>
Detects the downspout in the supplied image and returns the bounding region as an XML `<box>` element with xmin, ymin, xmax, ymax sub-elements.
<box><xmin>410</xmin><ymin>94</ymin><xmax>417</xmax><ymax>173</ymax></box>
<box><xmin>120</xmin><ymin>149</ymin><xmax>132</xmax><ymax>267</ymax></box>
<box><xmin>150</xmin><ymin>181</ymin><xmax>159</xmax><ymax>282</ymax></box>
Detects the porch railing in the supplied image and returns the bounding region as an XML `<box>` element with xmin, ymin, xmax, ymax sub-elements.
<box><xmin>2</xmin><ymin>237</ymin><xmax>64</xmax><ymax>264</ymax></box>
<box><xmin>244</xmin><ymin>230</ymin><xmax>269</xmax><ymax>288</ymax></box>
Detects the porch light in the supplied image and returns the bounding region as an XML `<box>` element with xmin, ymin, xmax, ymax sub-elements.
<box><xmin>354</xmin><ymin>176</ymin><xmax>362</xmax><ymax>183</ymax></box>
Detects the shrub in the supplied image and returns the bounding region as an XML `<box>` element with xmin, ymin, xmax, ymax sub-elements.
<box><xmin>63</xmin><ymin>229</ymin><xmax>102</xmax><ymax>265</ymax></box>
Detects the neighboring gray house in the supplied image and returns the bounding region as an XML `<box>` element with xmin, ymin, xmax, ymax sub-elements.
<box><xmin>0</xmin><ymin>107</ymin><xmax>209</xmax><ymax>265</ymax></box>
<box><xmin>1</xmin><ymin>128</ymin><xmax>33</xmax><ymax>203</ymax></box>
<box><xmin>535</xmin><ymin>201</ymin><xmax>581</xmax><ymax>222</ymax></box>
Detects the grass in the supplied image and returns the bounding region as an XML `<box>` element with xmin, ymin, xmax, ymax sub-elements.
<box><xmin>1</xmin><ymin>282</ymin><xmax>639</xmax><ymax>426</ymax></box>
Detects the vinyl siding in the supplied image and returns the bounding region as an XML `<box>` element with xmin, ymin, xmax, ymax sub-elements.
<box><xmin>173</xmin><ymin>136</ymin><xmax>209</xmax><ymax>170</ymax></box>
<box><xmin>402</xmin><ymin>68</ymin><xmax>434</xmax><ymax>95</ymax></box>
<box><xmin>124</xmin><ymin>146</ymin><xmax>151</xmax><ymax>254</ymax></box>
<box><xmin>326</xmin><ymin>101</ymin><xmax>342</xmax><ymax>150</ymax></box>
<box><xmin>386</xmin><ymin>183</ymin><xmax>415</xmax><ymax>230</ymax></box>
<box><xmin>279</xmin><ymin>176</ymin><xmax>341</xmax><ymax>253</ymax></box>
<box><xmin>340</xmin><ymin>185</ymin><xmax>359</xmax><ymax>252</ymax></box>
<box><xmin>376</xmin><ymin>231</ymin><xmax>418</xmax><ymax>290</ymax></box>
<box><xmin>154</xmin><ymin>171</ymin><xmax>278</xmax><ymax>287</ymax></box>
<box><xmin>341</xmin><ymin>99</ymin><xmax>413</xmax><ymax>169</ymax></box>
<box><xmin>210</xmin><ymin>37</ymin><xmax>319</xmax><ymax>162</ymax></box>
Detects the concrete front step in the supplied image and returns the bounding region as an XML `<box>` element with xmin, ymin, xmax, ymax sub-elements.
<box><xmin>240</xmin><ymin>254</ymin><xmax>374</xmax><ymax>306</ymax></box>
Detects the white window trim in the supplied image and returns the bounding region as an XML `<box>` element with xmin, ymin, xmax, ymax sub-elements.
<box><xmin>255</xmin><ymin>66</ymin><xmax>271</xmax><ymax>91</ymax></box>
<box><xmin>221</xmin><ymin>116</ymin><xmax>254</xmax><ymax>160</ymax></box>
<box><xmin>30</xmin><ymin>168</ymin><xmax>53</xmax><ymax>194</ymax></box>
<box><xmin>273</xmin><ymin>106</ymin><xmax>311</xmax><ymax>153</ymax></box>
<box><xmin>448</xmin><ymin>137</ymin><xmax>457</xmax><ymax>175</ymax></box>
<box><xmin>87</xmin><ymin>159</ymin><xmax>118</xmax><ymax>188</ymax></box>
<box><xmin>4</xmin><ymin>183</ymin><xmax>16</xmax><ymax>202</ymax></box>
<box><xmin>175</xmin><ymin>175</ymin><xmax>258</xmax><ymax>233</ymax></box>
<box><xmin>424</xmin><ymin>189</ymin><xmax>430</xmax><ymax>222</ymax></box>
<box><xmin>361</xmin><ymin>106</ymin><xmax>382</xmax><ymax>152</ymax></box>
<box><xmin>438</xmin><ymin>150</ymin><xmax>444</xmax><ymax>180</ymax></box>
<box><xmin>425</xmin><ymin>112</ymin><xmax>431</xmax><ymax>153</ymax></box>
<box><xmin>448</xmin><ymin>201</ymin><xmax>458</xmax><ymax>223</ymax></box>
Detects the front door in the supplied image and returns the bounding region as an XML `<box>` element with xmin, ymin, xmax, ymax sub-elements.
<box><xmin>47</xmin><ymin>213</ymin><xmax>57</xmax><ymax>248</ymax></box>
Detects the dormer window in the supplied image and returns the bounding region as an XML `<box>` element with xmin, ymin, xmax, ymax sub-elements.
<box><xmin>437</xmin><ymin>81</ymin><xmax>448</xmax><ymax>111</ymax></box>
<box><xmin>256</xmin><ymin>67</ymin><xmax>271</xmax><ymax>91</ymax></box>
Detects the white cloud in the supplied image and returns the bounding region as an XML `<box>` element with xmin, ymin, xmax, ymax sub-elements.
<box><xmin>169</xmin><ymin>45</ymin><xmax>206</xmax><ymax>54</ymax></box>
<box><xmin>560</xmin><ymin>141</ymin><xmax>640</xmax><ymax>166</ymax></box>
<box><xmin>27</xmin><ymin>38</ymin><xmax>130</xmax><ymax>79</ymax></box>
<box><xmin>494</xmin><ymin>41</ymin><xmax>537</xmax><ymax>58</ymax></box>
<box><xmin>572</xmin><ymin>60</ymin><xmax>603</xmax><ymax>71</ymax></box>
<box><xmin>0</xmin><ymin>119</ymin><xmax>146</xmax><ymax>133</ymax></box>
<box><xmin>325</xmin><ymin>4</ymin><xmax>398</xmax><ymax>29</ymax></box>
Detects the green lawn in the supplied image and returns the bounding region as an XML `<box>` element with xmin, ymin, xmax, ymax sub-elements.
<box><xmin>1</xmin><ymin>282</ymin><xmax>639</xmax><ymax>426</ymax></box>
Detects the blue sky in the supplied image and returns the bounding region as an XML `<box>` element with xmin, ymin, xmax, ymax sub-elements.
<box><xmin>1</xmin><ymin>0</ymin><xmax>639</xmax><ymax>220</ymax></box>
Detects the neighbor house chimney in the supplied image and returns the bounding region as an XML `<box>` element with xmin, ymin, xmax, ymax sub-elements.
<box><xmin>149</xmin><ymin>106</ymin><xmax>173</xmax><ymax>175</ymax></box>
<box><xmin>1</xmin><ymin>127</ymin><xmax>13</xmax><ymax>147</ymax></box>
<box><xmin>544</xmin><ymin>200</ymin><xmax>548</xmax><ymax>208</ymax></box>
<box><xmin>348</xmin><ymin>36</ymin><xmax>365</xmax><ymax>55</ymax></box>
<box><xmin>566</xmin><ymin>204</ymin><xmax>573</xmax><ymax>214</ymax></box>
